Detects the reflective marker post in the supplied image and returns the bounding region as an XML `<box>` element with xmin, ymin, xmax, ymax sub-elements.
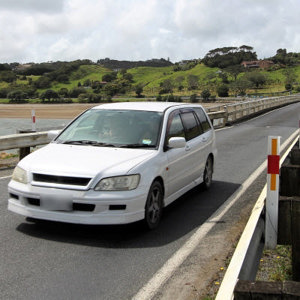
<box><xmin>265</xmin><ymin>136</ymin><xmax>280</xmax><ymax>249</ymax></box>
<box><xmin>31</xmin><ymin>109</ymin><xmax>36</xmax><ymax>132</ymax></box>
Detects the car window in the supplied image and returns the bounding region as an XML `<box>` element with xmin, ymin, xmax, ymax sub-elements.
<box><xmin>194</xmin><ymin>108</ymin><xmax>212</xmax><ymax>133</ymax></box>
<box><xmin>167</xmin><ymin>113</ymin><xmax>185</xmax><ymax>139</ymax></box>
<box><xmin>180</xmin><ymin>112</ymin><xmax>201</xmax><ymax>141</ymax></box>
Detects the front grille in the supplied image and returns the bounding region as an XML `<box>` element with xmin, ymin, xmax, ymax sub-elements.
<box><xmin>33</xmin><ymin>173</ymin><xmax>91</xmax><ymax>186</ymax></box>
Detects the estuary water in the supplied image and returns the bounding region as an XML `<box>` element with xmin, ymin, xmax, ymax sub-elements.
<box><xmin>0</xmin><ymin>118</ymin><xmax>71</xmax><ymax>137</ymax></box>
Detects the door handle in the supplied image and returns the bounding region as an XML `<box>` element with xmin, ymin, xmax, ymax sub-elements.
<box><xmin>185</xmin><ymin>145</ymin><xmax>191</xmax><ymax>151</ymax></box>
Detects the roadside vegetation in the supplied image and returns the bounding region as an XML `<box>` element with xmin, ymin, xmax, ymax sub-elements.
<box><xmin>0</xmin><ymin>46</ymin><xmax>299</xmax><ymax>104</ymax></box>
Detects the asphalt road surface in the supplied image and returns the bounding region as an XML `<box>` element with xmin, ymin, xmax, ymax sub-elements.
<box><xmin>0</xmin><ymin>102</ymin><xmax>299</xmax><ymax>300</ymax></box>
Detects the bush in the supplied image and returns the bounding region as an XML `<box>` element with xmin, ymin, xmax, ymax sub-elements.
<box><xmin>156</xmin><ymin>95</ymin><xmax>163</xmax><ymax>102</ymax></box>
<box><xmin>7</xmin><ymin>91</ymin><xmax>28</xmax><ymax>102</ymax></box>
<box><xmin>201</xmin><ymin>89</ymin><xmax>211</xmax><ymax>101</ymax></box>
<box><xmin>190</xmin><ymin>94</ymin><xmax>198</xmax><ymax>103</ymax></box>
<box><xmin>156</xmin><ymin>95</ymin><xmax>182</xmax><ymax>102</ymax></box>
<box><xmin>217</xmin><ymin>84</ymin><xmax>229</xmax><ymax>97</ymax></box>
<box><xmin>285</xmin><ymin>83</ymin><xmax>293</xmax><ymax>91</ymax></box>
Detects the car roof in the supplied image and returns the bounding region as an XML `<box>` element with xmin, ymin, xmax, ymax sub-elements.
<box><xmin>92</xmin><ymin>101</ymin><xmax>203</xmax><ymax>113</ymax></box>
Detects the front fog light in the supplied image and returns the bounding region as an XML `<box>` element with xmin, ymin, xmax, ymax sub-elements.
<box><xmin>95</xmin><ymin>174</ymin><xmax>140</xmax><ymax>191</ymax></box>
<box><xmin>12</xmin><ymin>166</ymin><xmax>28</xmax><ymax>184</ymax></box>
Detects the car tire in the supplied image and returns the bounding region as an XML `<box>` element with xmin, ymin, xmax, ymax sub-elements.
<box><xmin>203</xmin><ymin>156</ymin><xmax>213</xmax><ymax>190</ymax></box>
<box><xmin>144</xmin><ymin>181</ymin><xmax>163</xmax><ymax>229</ymax></box>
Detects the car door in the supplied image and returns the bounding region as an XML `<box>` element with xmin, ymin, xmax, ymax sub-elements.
<box><xmin>179</xmin><ymin>109</ymin><xmax>205</xmax><ymax>184</ymax></box>
<box><xmin>164</xmin><ymin>110</ymin><xmax>191</xmax><ymax>199</ymax></box>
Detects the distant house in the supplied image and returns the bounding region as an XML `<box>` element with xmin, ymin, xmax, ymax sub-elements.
<box><xmin>14</xmin><ymin>63</ymin><xmax>33</xmax><ymax>71</ymax></box>
<box><xmin>241</xmin><ymin>60</ymin><xmax>274</xmax><ymax>69</ymax></box>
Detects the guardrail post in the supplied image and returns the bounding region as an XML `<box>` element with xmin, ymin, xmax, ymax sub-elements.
<box><xmin>265</xmin><ymin>136</ymin><xmax>280</xmax><ymax>249</ymax></box>
<box><xmin>16</xmin><ymin>129</ymin><xmax>36</xmax><ymax>160</ymax></box>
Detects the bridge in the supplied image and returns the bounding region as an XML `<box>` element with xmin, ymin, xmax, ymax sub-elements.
<box><xmin>0</xmin><ymin>96</ymin><xmax>299</xmax><ymax>299</ymax></box>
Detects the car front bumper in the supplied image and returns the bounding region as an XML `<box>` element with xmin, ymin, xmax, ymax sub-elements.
<box><xmin>8</xmin><ymin>181</ymin><xmax>147</xmax><ymax>225</ymax></box>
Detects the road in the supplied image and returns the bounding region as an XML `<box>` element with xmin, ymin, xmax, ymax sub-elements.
<box><xmin>0</xmin><ymin>102</ymin><xmax>299</xmax><ymax>300</ymax></box>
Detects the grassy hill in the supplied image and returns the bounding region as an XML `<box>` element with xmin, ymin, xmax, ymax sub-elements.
<box><xmin>1</xmin><ymin>60</ymin><xmax>300</xmax><ymax>102</ymax></box>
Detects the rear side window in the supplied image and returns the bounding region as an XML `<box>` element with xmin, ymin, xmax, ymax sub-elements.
<box><xmin>194</xmin><ymin>108</ymin><xmax>212</xmax><ymax>132</ymax></box>
<box><xmin>180</xmin><ymin>112</ymin><xmax>201</xmax><ymax>141</ymax></box>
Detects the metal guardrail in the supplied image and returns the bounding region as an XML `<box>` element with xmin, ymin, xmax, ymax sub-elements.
<box><xmin>0</xmin><ymin>95</ymin><xmax>299</xmax><ymax>156</ymax></box>
<box><xmin>215</xmin><ymin>132</ymin><xmax>300</xmax><ymax>300</ymax></box>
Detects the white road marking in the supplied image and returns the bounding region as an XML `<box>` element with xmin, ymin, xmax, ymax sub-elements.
<box><xmin>132</xmin><ymin>129</ymin><xmax>299</xmax><ymax>300</ymax></box>
<box><xmin>0</xmin><ymin>175</ymin><xmax>12</xmax><ymax>180</ymax></box>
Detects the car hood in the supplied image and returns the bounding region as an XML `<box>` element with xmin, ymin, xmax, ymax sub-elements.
<box><xmin>19</xmin><ymin>143</ymin><xmax>156</xmax><ymax>178</ymax></box>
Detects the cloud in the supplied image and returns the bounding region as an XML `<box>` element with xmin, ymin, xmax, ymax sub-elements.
<box><xmin>0</xmin><ymin>0</ymin><xmax>65</xmax><ymax>13</ymax></box>
<box><xmin>0</xmin><ymin>0</ymin><xmax>299</xmax><ymax>63</ymax></box>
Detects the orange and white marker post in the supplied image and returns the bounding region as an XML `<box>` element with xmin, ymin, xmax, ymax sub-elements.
<box><xmin>31</xmin><ymin>109</ymin><xmax>36</xmax><ymax>131</ymax></box>
<box><xmin>265</xmin><ymin>136</ymin><xmax>280</xmax><ymax>249</ymax></box>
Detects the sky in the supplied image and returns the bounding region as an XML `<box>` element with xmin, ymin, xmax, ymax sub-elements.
<box><xmin>0</xmin><ymin>0</ymin><xmax>299</xmax><ymax>64</ymax></box>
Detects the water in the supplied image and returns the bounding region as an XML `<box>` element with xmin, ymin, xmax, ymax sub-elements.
<box><xmin>0</xmin><ymin>118</ymin><xmax>71</xmax><ymax>136</ymax></box>
<box><xmin>0</xmin><ymin>118</ymin><xmax>71</xmax><ymax>154</ymax></box>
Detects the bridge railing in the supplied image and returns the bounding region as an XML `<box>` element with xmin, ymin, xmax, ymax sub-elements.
<box><xmin>0</xmin><ymin>95</ymin><xmax>299</xmax><ymax>158</ymax></box>
<box><xmin>207</xmin><ymin>94</ymin><xmax>300</xmax><ymax>128</ymax></box>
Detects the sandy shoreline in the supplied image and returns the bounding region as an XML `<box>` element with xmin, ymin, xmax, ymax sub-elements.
<box><xmin>0</xmin><ymin>103</ymin><xmax>98</xmax><ymax>119</ymax></box>
<box><xmin>0</xmin><ymin>102</ymin><xmax>224</xmax><ymax>119</ymax></box>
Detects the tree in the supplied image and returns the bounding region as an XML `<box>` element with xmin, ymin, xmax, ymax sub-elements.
<box><xmin>230</xmin><ymin>78</ymin><xmax>252</xmax><ymax>96</ymax></box>
<box><xmin>244</xmin><ymin>72</ymin><xmax>267</xmax><ymax>88</ymax></box>
<box><xmin>202</xmin><ymin>45</ymin><xmax>257</xmax><ymax>68</ymax></box>
<box><xmin>201</xmin><ymin>89</ymin><xmax>211</xmax><ymax>101</ymax></box>
<box><xmin>159</xmin><ymin>79</ymin><xmax>174</xmax><ymax>94</ymax></box>
<box><xmin>58</xmin><ymin>88</ymin><xmax>69</xmax><ymax>97</ymax></box>
<box><xmin>217</xmin><ymin>84</ymin><xmax>229</xmax><ymax>97</ymax></box>
<box><xmin>34</xmin><ymin>76</ymin><xmax>51</xmax><ymax>89</ymax></box>
<box><xmin>41</xmin><ymin>89</ymin><xmax>59</xmax><ymax>101</ymax></box>
<box><xmin>187</xmin><ymin>75</ymin><xmax>199</xmax><ymax>90</ymax></box>
<box><xmin>7</xmin><ymin>91</ymin><xmax>28</xmax><ymax>102</ymax></box>
<box><xmin>135</xmin><ymin>84</ymin><xmax>144</xmax><ymax>98</ymax></box>
<box><xmin>190</xmin><ymin>94</ymin><xmax>198</xmax><ymax>103</ymax></box>
<box><xmin>175</xmin><ymin>76</ymin><xmax>185</xmax><ymax>91</ymax></box>
<box><xmin>225</xmin><ymin>65</ymin><xmax>244</xmax><ymax>81</ymax></box>
<box><xmin>122</xmin><ymin>72</ymin><xmax>133</xmax><ymax>82</ymax></box>
<box><xmin>56</xmin><ymin>74</ymin><xmax>69</xmax><ymax>83</ymax></box>
<box><xmin>283</xmin><ymin>68</ymin><xmax>297</xmax><ymax>87</ymax></box>
<box><xmin>69</xmin><ymin>87</ymin><xmax>86</xmax><ymax>98</ymax></box>
<box><xmin>102</xmin><ymin>72</ymin><xmax>117</xmax><ymax>82</ymax></box>
<box><xmin>0</xmin><ymin>70</ymin><xmax>17</xmax><ymax>83</ymax></box>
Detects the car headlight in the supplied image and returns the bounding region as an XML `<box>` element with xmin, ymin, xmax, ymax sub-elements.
<box><xmin>94</xmin><ymin>174</ymin><xmax>140</xmax><ymax>191</ymax></box>
<box><xmin>12</xmin><ymin>166</ymin><xmax>28</xmax><ymax>184</ymax></box>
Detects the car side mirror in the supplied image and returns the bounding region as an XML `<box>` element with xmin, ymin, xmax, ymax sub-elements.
<box><xmin>48</xmin><ymin>130</ymin><xmax>61</xmax><ymax>141</ymax></box>
<box><xmin>168</xmin><ymin>137</ymin><xmax>186</xmax><ymax>149</ymax></box>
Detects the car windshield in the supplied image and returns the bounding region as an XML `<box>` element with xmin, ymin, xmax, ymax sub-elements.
<box><xmin>56</xmin><ymin>109</ymin><xmax>163</xmax><ymax>148</ymax></box>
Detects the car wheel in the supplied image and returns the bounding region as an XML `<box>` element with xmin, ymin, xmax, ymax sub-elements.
<box><xmin>203</xmin><ymin>156</ymin><xmax>213</xmax><ymax>190</ymax></box>
<box><xmin>144</xmin><ymin>181</ymin><xmax>163</xmax><ymax>229</ymax></box>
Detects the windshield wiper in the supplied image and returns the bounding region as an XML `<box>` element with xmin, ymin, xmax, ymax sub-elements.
<box><xmin>91</xmin><ymin>142</ymin><xmax>117</xmax><ymax>147</ymax></box>
<box><xmin>119</xmin><ymin>143</ymin><xmax>156</xmax><ymax>148</ymax></box>
<box><xmin>62</xmin><ymin>140</ymin><xmax>98</xmax><ymax>145</ymax></box>
<box><xmin>62</xmin><ymin>140</ymin><xmax>117</xmax><ymax>147</ymax></box>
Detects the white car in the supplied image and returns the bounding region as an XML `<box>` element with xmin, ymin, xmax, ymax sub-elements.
<box><xmin>8</xmin><ymin>102</ymin><xmax>217</xmax><ymax>229</ymax></box>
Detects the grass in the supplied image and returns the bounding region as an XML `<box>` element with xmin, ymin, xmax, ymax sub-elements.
<box><xmin>2</xmin><ymin>63</ymin><xmax>300</xmax><ymax>99</ymax></box>
<box><xmin>256</xmin><ymin>245</ymin><xmax>292</xmax><ymax>281</ymax></box>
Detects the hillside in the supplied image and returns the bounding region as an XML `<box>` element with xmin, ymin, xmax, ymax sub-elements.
<box><xmin>0</xmin><ymin>50</ymin><xmax>300</xmax><ymax>103</ymax></box>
